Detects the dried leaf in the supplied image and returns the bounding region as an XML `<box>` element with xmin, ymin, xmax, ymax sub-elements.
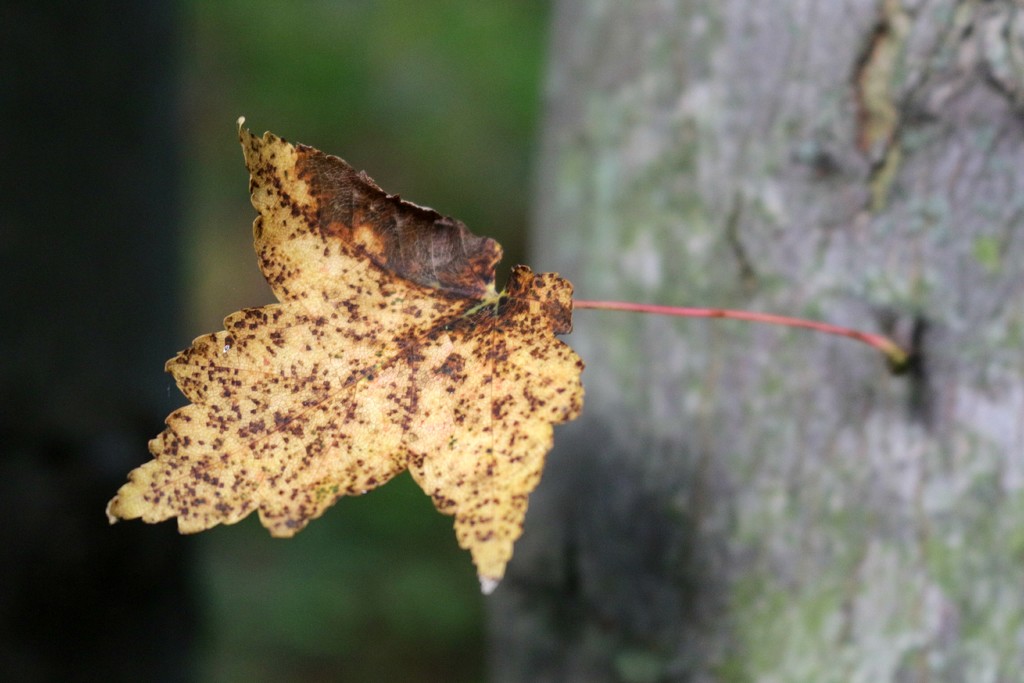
<box><xmin>107</xmin><ymin>119</ymin><xmax>585</xmax><ymax>591</ymax></box>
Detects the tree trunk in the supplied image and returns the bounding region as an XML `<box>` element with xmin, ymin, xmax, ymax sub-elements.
<box><xmin>490</xmin><ymin>1</ymin><xmax>1024</xmax><ymax>681</ymax></box>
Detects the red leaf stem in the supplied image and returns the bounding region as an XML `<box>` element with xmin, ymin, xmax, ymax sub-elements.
<box><xmin>573</xmin><ymin>299</ymin><xmax>909</xmax><ymax>371</ymax></box>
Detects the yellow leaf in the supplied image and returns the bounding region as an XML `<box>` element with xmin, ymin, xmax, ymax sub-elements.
<box><xmin>107</xmin><ymin>119</ymin><xmax>585</xmax><ymax>592</ymax></box>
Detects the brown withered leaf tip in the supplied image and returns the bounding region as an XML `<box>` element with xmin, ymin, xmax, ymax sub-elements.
<box><xmin>106</xmin><ymin>117</ymin><xmax>584</xmax><ymax>593</ymax></box>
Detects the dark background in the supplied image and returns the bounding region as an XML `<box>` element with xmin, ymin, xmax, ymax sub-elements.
<box><xmin>1</xmin><ymin>2</ymin><xmax>549</xmax><ymax>680</ymax></box>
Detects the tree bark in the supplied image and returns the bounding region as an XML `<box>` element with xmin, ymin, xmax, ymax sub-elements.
<box><xmin>490</xmin><ymin>1</ymin><xmax>1024</xmax><ymax>681</ymax></box>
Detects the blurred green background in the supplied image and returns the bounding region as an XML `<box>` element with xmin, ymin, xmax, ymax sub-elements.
<box><xmin>1</xmin><ymin>2</ymin><xmax>551</xmax><ymax>679</ymax></box>
<box><xmin>180</xmin><ymin>2</ymin><xmax>549</xmax><ymax>680</ymax></box>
